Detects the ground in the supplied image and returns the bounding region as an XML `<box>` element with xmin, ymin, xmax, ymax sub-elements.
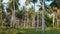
<box><xmin>0</xmin><ymin>26</ymin><xmax>60</xmax><ymax>34</ymax></box>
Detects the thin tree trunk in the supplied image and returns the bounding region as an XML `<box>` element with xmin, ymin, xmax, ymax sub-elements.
<box><xmin>36</xmin><ymin>0</ymin><xmax>40</xmax><ymax>32</ymax></box>
<box><xmin>42</xmin><ymin>0</ymin><xmax>45</xmax><ymax>34</ymax></box>
<box><xmin>32</xmin><ymin>4</ymin><xmax>35</xmax><ymax>28</ymax></box>
<box><xmin>56</xmin><ymin>13</ymin><xmax>59</xmax><ymax>27</ymax></box>
<box><xmin>53</xmin><ymin>14</ymin><xmax>55</xmax><ymax>28</ymax></box>
<box><xmin>57</xmin><ymin>19</ymin><xmax>59</xmax><ymax>27</ymax></box>
<box><xmin>36</xmin><ymin>12</ymin><xmax>39</xmax><ymax>32</ymax></box>
<box><xmin>24</xmin><ymin>16</ymin><xmax>26</xmax><ymax>27</ymax></box>
<box><xmin>24</xmin><ymin>9</ymin><xmax>26</xmax><ymax>28</ymax></box>
<box><xmin>10</xmin><ymin>1</ymin><xmax>16</xmax><ymax>27</ymax></box>
<box><xmin>27</xmin><ymin>12</ymin><xmax>29</xmax><ymax>28</ymax></box>
<box><xmin>22</xmin><ymin>7</ymin><xmax>26</xmax><ymax>27</ymax></box>
<box><xmin>11</xmin><ymin>10</ymin><xmax>16</xmax><ymax>27</ymax></box>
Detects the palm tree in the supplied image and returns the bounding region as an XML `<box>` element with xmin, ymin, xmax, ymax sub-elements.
<box><xmin>41</xmin><ymin>0</ymin><xmax>53</xmax><ymax>33</ymax></box>
<box><xmin>25</xmin><ymin>0</ymin><xmax>29</xmax><ymax>28</ymax></box>
<box><xmin>53</xmin><ymin>8</ymin><xmax>57</xmax><ymax>28</ymax></box>
<box><xmin>28</xmin><ymin>6</ymin><xmax>34</xmax><ymax>27</ymax></box>
<box><xmin>42</xmin><ymin>0</ymin><xmax>45</xmax><ymax>34</ymax></box>
<box><xmin>50</xmin><ymin>0</ymin><xmax>60</xmax><ymax>27</ymax></box>
<box><xmin>22</xmin><ymin>6</ymin><xmax>26</xmax><ymax>27</ymax></box>
<box><xmin>11</xmin><ymin>0</ymin><xmax>19</xmax><ymax>26</ymax></box>
<box><xmin>31</xmin><ymin>0</ymin><xmax>37</xmax><ymax>28</ymax></box>
<box><xmin>36</xmin><ymin>0</ymin><xmax>40</xmax><ymax>32</ymax></box>
<box><xmin>15</xmin><ymin>0</ymin><xmax>20</xmax><ymax>27</ymax></box>
<box><xmin>9</xmin><ymin>0</ymin><xmax>15</xmax><ymax>27</ymax></box>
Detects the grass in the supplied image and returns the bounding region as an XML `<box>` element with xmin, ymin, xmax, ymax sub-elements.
<box><xmin>0</xmin><ymin>26</ymin><xmax>60</xmax><ymax>34</ymax></box>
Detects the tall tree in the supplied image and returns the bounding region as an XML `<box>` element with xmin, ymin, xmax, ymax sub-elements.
<box><xmin>50</xmin><ymin>0</ymin><xmax>59</xmax><ymax>28</ymax></box>
<box><xmin>36</xmin><ymin>0</ymin><xmax>40</xmax><ymax>32</ymax></box>
<box><xmin>31</xmin><ymin>0</ymin><xmax>37</xmax><ymax>28</ymax></box>
<box><xmin>42</xmin><ymin>0</ymin><xmax>45</xmax><ymax>34</ymax></box>
<box><xmin>8</xmin><ymin>0</ymin><xmax>19</xmax><ymax>27</ymax></box>
<box><xmin>25</xmin><ymin>0</ymin><xmax>30</xmax><ymax>28</ymax></box>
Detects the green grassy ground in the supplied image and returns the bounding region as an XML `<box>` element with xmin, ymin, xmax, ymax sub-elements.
<box><xmin>0</xmin><ymin>26</ymin><xmax>60</xmax><ymax>34</ymax></box>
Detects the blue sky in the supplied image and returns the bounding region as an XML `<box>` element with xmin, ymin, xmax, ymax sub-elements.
<box><xmin>2</xmin><ymin>0</ymin><xmax>53</xmax><ymax>12</ymax></box>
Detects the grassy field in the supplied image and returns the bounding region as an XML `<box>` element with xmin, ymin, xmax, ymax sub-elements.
<box><xmin>0</xmin><ymin>26</ymin><xmax>60</xmax><ymax>34</ymax></box>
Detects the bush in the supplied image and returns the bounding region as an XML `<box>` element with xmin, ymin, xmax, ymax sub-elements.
<box><xmin>45</xmin><ymin>14</ymin><xmax>53</xmax><ymax>27</ymax></box>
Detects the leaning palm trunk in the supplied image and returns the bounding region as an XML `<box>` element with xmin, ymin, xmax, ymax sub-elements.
<box><xmin>53</xmin><ymin>11</ymin><xmax>57</xmax><ymax>28</ymax></box>
<box><xmin>53</xmin><ymin>14</ymin><xmax>55</xmax><ymax>28</ymax></box>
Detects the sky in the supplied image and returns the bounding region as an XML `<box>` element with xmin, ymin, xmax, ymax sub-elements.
<box><xmin>2</xmin><ymin>0</ymin><xmax>53</xmax><ymax>12</ymax></box>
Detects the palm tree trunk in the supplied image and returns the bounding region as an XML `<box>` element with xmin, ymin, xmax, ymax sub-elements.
<box><xmin>24</xmin><ymin>19</ymin><xmax>26</xmax><ymax>27</ymax></box>
<box><xmin>24</xmin><ymin>16</ymin><xmax>26</xmax><ymax>27</ymax></box>
<box><xmin>27</xmin><ymin>12</ymin><xmax>29</xmax><ymax>28</ymax></box>
<box><xmin>10</xmin><ymin>1</ymin><xmax>16</xmax><ymax>27</ymax></box>
<box><xmin>36</xmin><ymin>12</ymin><xmax>39</xmax><ymax>32</ymax></box>
<box><xmin>36</xmin><ymin>0</ymin><xmax>40</xmax><ymax>32</ymax></box>
<box><xmin>42</xmin><ymin>0</ymin><xmax>45</xmax><ymax>34</ymax></box>
<box><xmin>53</xmin><ymin>14</ymin><xmax>55</xmax><ymax>28</ymax></box>
<box><xmin>56</xmin><ymin>13</ymin><xmax>58</xmax><ymax>27</ymax></box>
<box><xmin>32</xmin><ymin>3</ymin><xmax>35</xmax><ymax>28</ymax></box>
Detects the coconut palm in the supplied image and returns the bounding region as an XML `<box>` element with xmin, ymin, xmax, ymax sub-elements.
<box><xmin>25</xmin><ymin>0</ymin><xmax>32</xmax><ymax>28</ymax></box>
<box><xmin>31</xmin><ymin>0</ymin><xmax>37</xmax><ymax>28</ymax></box>
<box><xmin>8</xmin><ymin>0</ymin><xmax>19</xmax><ymax>27</ymax></box>
<box><xmin>50</xmin><ymin>0</ymin><xmax>60</xmax><ymax>27</ymax></box>
<box><xmin>41</xmin><ymin>0</ymin><xmax>45</xmax><ymax>34</ymax></box>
